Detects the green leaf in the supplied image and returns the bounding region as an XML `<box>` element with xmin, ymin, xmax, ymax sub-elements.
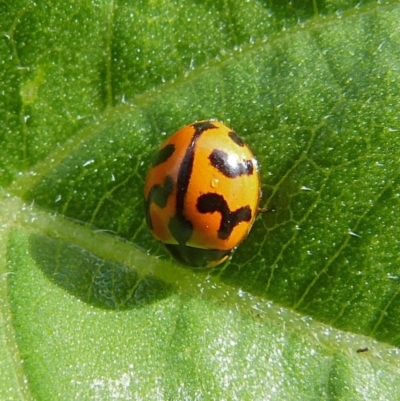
<box><xmin>1</xmin><ymin>0</ymin><xmax>400</xmax><ymax>399</ymax></box>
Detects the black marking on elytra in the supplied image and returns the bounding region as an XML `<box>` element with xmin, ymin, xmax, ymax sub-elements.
<box><xmin>209</xmin><ymin>149</ymin><xmax>254</xmax><ymax>178</ymax></box>
<box><xmin>228</xmin><ymin>131</ymin><xmax>245</xmax><ymax>147</ymax></box>
<box><xmin>170</xmin><ymin>120</ymin><xmax>219</xmax><ymax>245</ymax></box>
<box><xmin>148</xmin><ymin>175</ymin><xmax>174</xmax><ymax>208</ymax></box>
<box><xmin>191</xmin><ymin>120</ymin><xmax>217</xmax><ymax>133</ymax></box>
<box><xmin>152</xmin><ymin>144</ymin><xmax>175</xmax><ymax>167</ymax></box>
<box><xmin>168</xmin><ymin>215</ymin><xmax>193</xmax><ymax>247</ymax></box>
<box><xmin>145</xmin><ymin>175</ymin><xmax>174</xmax><ymax>229</ymax></box>
<box><xmin>164</xmin><ymin>243</ymin><xmax>230</xmax><ymax>268</ymax></box>
<box><xmin>197</xmin><ymin>193</ymin><xmax>252</xmax><ymax>240</ymax></box>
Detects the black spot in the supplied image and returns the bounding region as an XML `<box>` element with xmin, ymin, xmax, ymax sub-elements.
<box><xmin>191</xmin><ymin>120</ymin><xmax>217</xmax><ymax>132</ymax></box>
<box><xmin>228</xmin><ymin>131</ymin><xmax>245</xmax><ymax>147</ymax></box>
<box><xmin>209</xmin><ymin>149</ymin><xmax>254</xmax><ymax>178</ymax></box>
<box><xmin>168</xmin><ymin>215</ymin><xmax>193</xmax><ymax>246</ymax></box>
<box><xmin>197</xmin><ymin>193</ymin><xmax>252</xmax><ymax>240</ymax></box>
<box><xmin>164</xmin><ymin>244</ymin><xmax>230</xmax><ymax>268</ymax></box>
<box><xmin>152</xmin><ymin>144</ymin><xmax>175</xmax><ymax>167</ymax></box>
<box><xmin>148</xmin><ymin>175</ymin><xmax>174</xmax><ymax>208</ymax></box>
<box><xmin>145</xmin><ymin>175</ymin><xmax>174</xmax><ymax>229</ymax></box>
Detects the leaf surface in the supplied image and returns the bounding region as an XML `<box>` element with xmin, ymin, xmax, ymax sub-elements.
<box><xmin>1</xmin><ymin>0</ymin><xmax>400</xmax><ymax>399</ymax></box>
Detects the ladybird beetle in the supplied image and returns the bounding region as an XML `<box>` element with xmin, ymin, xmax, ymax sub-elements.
<box><xmin>144</xmin><ymin>120</ymin><xmax>260</xmax><ymax>268</ymax></box>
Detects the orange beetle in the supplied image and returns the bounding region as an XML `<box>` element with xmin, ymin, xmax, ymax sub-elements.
<box><xmin>144</xmin><ymin>120</ymin><xmax>260</xmax><ymax>267</ymax></box>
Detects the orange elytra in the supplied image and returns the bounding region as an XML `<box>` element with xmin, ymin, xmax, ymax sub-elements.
<box><xmin>144</xmin><ymin>120</ymin><xmax>260</xmax><ymax>267</ymax></box>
